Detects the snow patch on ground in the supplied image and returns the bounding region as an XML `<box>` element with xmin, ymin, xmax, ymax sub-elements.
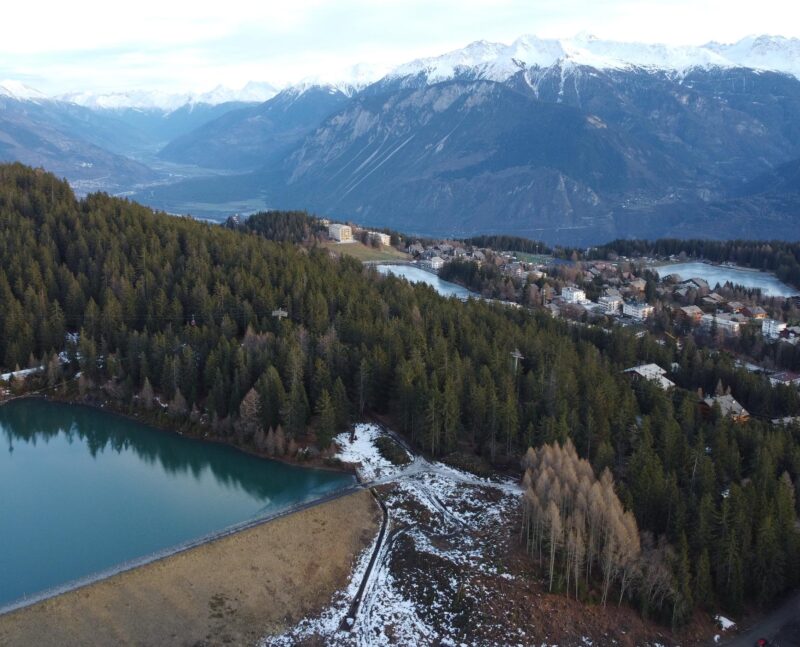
<box><xmin>333</xmin><ymin>423</ymin><xmax>410</xmax><ymax>482</ymax></box>
<box><xmin>0</xmin><ymin>366</ymin><xmax>43</xmax><ymax>382</ymax></box>
<box><xmin>716</xmin><ymin>614</ymin><xmax>736</xmax><ymax>630</ymax></box>
<box><xmin>264</xmin><ymin>423</ymin><xmax>523</xmax><ymax>645</ymax></box>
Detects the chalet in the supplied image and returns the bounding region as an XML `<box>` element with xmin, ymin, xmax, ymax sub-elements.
<box><xmin>726</xmin><ymin>301</ymin><xmax>745</xmax><ymax>313</ymax></box>
<box><xmin>743</xmin><ymin>306</ymin><xmax>768</xmax><ymax>319</ymax></box>
<box><xmin>436</xmin><ymin>243</ymin><xmax>454</xmax><ymax>255</ymax></box>
<box><xmin>623</xmin><ymin>364</ymin><xmax>675</xmax><ymax>390</ymax></box>
<box><xmin>406</xmin><ymin>243</ymin><xmax>424</xmax><ymax>256</ymax></box>
<box><xmin>700</xmin><ymin>394</ymin><xmax>749</xmax><ymax>423</ymax></box>
<box><xmin>681</xmin><ymin>277</ymin><xmax>710</xmax><ymax>293</ymax></box>
<box><xmin>701</xmin><ymin>292</ymin><xmax>727</xmax><ymax>307</ymax></box>
<box><xmin>679</xmin><ymin>305</ymin><xmax>704</xmax><ymax>323</ymax></box>
<box><xmin>629</xmin><ymin>278</ymin><xmax>647</xmax><ymax>291</ymax></box>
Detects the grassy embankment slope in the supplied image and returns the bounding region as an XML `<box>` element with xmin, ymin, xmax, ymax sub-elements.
<box><xmin>322</xmin><ymin>240</ymin><xmax>409</xmax><ymax>262</ymax></box>
<box><xmin>0</xmin><ymin>490</ymin><xmax>380</xmax><ymax>647</ymax></box>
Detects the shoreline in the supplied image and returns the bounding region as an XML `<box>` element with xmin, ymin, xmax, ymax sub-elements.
<box><xmin>649</xmin><ymin>258</ymin><xmax>770</xmax><ymax>274</ymax></box>
<box><xmin>0</xmin><ymin>483</ymin><xmax>362</xmax><ymax>617</ymax></box>
<box><xmin>0</xmin><ymin>394</ymin><xmax>363</xmax><ymax>617</ymax></box>
<box><xmin>2</xmin><ymin>390</ymin><xmax>356</xmax><ymax>475</ymax></box>
<box><xmin>0</xmin><ymin>489</ymin><xmax>382</xmax><ymax>646</ymax></box>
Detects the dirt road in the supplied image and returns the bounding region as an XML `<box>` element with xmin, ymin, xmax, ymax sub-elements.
<box><xmin>720</xmin><ymin>592</ymin><xmax>800</xmax><ymax>647</ymax></box>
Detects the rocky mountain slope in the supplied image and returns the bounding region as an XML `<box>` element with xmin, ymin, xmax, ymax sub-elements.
<box><xmin>158</xmin><ymin>85</ymin><xmax>352</xmax><ymax>169</ymax></box>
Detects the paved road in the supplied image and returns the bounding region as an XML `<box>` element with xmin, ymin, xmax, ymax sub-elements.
<box><xmin>720</xmin><ymin>591</ymin><xmax>800</xmax><ymax>646</ymax></box>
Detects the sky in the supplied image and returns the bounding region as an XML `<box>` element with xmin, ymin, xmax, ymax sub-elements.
<box><xmin>2</xmin><ymin>0</ymin><xmax>799</xmax><ymax>95</ymax></box>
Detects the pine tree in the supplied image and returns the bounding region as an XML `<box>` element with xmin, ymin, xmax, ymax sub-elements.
<box><xmin>139</xmin><ymin>377</ymin><xmax>155</xmax><ymax>410</ymax></box>
<box><xmin>316</xmin><ymin>389</ymin><xmax>336</xmax><ymax>449</ymax></box>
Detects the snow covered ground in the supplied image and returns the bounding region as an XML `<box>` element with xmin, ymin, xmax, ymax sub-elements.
<box><xmin>262</xmin><ymin>425</ymin><xmax>679</xmax><ymax>646</ymax></box>
<box><xmin>261</xmin><ymin>423</ymin><xmax>523</xmax><ymax>646</ymax></box>
<box><xmin>0</xmin><ymin>366</ymin><xmax>43</xmax><ymax>382</ymax></box>
<box><xmin>715</xmin><ymin>615</ymin><xmax>736</xmax><ymax>631</ymax></box>
<box><xmin>331</xmin><ymin>423</ymin><xmax>412</xmax><ymax>483</ymax></box>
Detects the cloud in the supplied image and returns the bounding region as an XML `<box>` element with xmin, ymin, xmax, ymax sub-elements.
<box><xmin>3</xmin><ymin>0</ymin><xmax>799</xmax><ymax>94</ymax></box>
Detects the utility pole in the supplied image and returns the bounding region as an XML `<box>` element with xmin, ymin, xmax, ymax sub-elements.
<box><xmin>510</xmin><ymin>348</ymin><xmax>524</xmax><ymax>374</ymax></box>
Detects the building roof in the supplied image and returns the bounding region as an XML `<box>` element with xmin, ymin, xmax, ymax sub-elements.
<box><xmin>624</xmin><ymin>364</ymin><xmax>675</xmax><ymax>390</ymax></box>
<box><xmin>703</xmin><ymin>394</ymin><xmax>749</xmax><ymax>419</ymax></box>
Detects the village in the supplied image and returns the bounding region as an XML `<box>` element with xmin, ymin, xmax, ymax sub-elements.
<box><xmin>322</xmin><ymin>219</ymin><xmax>800</xmax><ymax>430</ymax></box>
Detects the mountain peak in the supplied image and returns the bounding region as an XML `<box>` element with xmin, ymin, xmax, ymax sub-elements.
<box><xmin>56</xmin><ymin>82</ymin><xmax>278</xmax><ymax>111</ymax></box>
<box><xmin>387</xmin><ymin>34</ymin><xmax>800</xmax><ymax>84</ymax></box>
<box><xmin>0</xmin><ymin>80</ymin><xmax>47</xmax><ymax>102</ymax></box>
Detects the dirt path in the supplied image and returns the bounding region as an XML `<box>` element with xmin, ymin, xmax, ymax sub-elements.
<box><xmin>0</xmin><ymin>489</ymin><xmax>381</xmax><ymax>647</ymax></box>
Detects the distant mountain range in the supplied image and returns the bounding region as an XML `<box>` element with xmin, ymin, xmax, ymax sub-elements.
<box><xmin>3</xmin><ymin>34</ymin><xmax>800</xmax><ymax>244</ymax></box>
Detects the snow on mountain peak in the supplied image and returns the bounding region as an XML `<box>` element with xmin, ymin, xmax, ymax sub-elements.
<box><xmin>0</xmin><ymin>80</ymin><xmax>47</xmax><ymax>101</ymax></box>
<box><xmin>388</xmin><ymin>34</ymin><xmax>800</xmax><ymax>83</ymax></box>
<box><xmin>707</xmin><ymin>35</ymin><xmax>800</xmax><ymax>78</ymax></box>
<box><xmin>56</xmin><ymin>82</ymin><xmax>278</xmax><ymax>111</ymax></box>
<box><xmin>291</xmin><ymin>62</ymin><xmax>393</xmax><ymax>97</ymax></box>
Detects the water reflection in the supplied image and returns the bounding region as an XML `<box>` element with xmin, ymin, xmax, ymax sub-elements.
<box><xmin>0</xmin><ymin>398</ymin><xmax>353</xmax><ymax>608</ymax></box>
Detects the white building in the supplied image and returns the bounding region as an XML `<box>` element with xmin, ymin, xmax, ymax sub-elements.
<box><xmin>328</xmin><ymin>223</ymin><xmax>353</xmax><ymax>242</ymax></box>
<box><xmin>427</xmin><ymin>256</ymin><xmax>445</xmax><ymax>271</ymax></box>
<box><xmin>701</xmin><ymin>314</ymin><xmax>741</xmax><ymax>336</ymax></box>
<box><xmin>623</xmin><ymin>302</ymin><xmax>654</xmax><ymax>320</ymax></box>
<box><xmin>561</xmin><ymin>287</ymin><xmax>588</xmax><ymax>304</ymax></box>
<box><xmin>369</xmin><ymin>231</ymin><xmax>391</xmax><ymax>246</ymax></box>
<box><xmin>623</xmin><ymin>364</ymin><xmax>675</xmax><ymax>390</ymax></box>
<box><xmin>598</xmin><ymin>295</ymin><xmax>622</xmax><ymax>314</ymax></box>
<box><xmin>763</xmin><ymin>319</ymin><xmax>787</xmax><ymax>340</ymax></box>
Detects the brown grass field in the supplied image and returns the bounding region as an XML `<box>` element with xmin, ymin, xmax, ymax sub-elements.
<box><xmin>0</xmin><ymin>489</ymin><xmax>380</xmax><ymax>647</ymax></box>
<box><xmin>322</xmin><ymin>240</ymin><xmax>410</xmax><ymax>262</ymax></box>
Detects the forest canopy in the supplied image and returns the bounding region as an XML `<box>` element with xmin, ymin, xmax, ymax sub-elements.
<box><xmin>1</xmin><ymin>163</ymin><xmax>799</xmax><ymax>624</ymax></box>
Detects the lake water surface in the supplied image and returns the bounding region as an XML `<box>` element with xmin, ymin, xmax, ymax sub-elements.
<box><xmin>375</xmin><ymin>264</ymin><xmax>476</xmax><ymax>299</ymax></box>
<box><xmin>653</xmin><ymin>262</ymin><xmax>798</xmax><ymax>297</ymax></box>
<box><xmin>0</xmin><ymin>399</ymin><xmax>354</xmax><ymax>610</ymax></box>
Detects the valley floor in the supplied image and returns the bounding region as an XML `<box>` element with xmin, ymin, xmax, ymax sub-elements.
<box><xmin>0</xmin><ymin>489</ymin><xmax>380</xmax><ymax>647</ymax></box>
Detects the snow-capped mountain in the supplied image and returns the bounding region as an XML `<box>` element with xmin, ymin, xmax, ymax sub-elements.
<box><xmin>706</xmin><ymin>35</ymin><xmax>800</xmax><ymax>79</ymax></box>
<box><xmin>289</xmin><ymin>63</ymin><xmax>393</xmax><ymax>97</ymax></box>
<box><xmin>0</xmin><ymin>80</ymin><xmax>48</xmax><ymax>102</ymax></box>
<box><xmin>58</xmin><ymin>81</ymin><xmax>278</xmax><ymax>111</ymax></box>
<box><xmin>388</xmin><ymin>34</ymin><xmax>800</xmax><ymax>83</ymax></box>
<box><xmin>146</xmin><ymin>33</ymin><xmax>800</xmax><ymax>245</ymax></box>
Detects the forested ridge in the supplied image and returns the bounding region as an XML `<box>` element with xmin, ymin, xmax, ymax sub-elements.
<box><xmin>1</xmin><ymin>163</ymin><xmax>800</xmax><ymax>625</ymax></box>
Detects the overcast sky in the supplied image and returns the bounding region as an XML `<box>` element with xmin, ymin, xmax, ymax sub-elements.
<box><xmin>2</xmin><ymin>0</ymin><xmax>799</xmax><ymax>94</ymax></box>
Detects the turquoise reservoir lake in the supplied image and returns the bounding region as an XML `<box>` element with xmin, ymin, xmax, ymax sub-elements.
<box><xmin>0</xmin><ymin>399</ymin><xmax>354</xmax><ymax>610</ymax></box>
